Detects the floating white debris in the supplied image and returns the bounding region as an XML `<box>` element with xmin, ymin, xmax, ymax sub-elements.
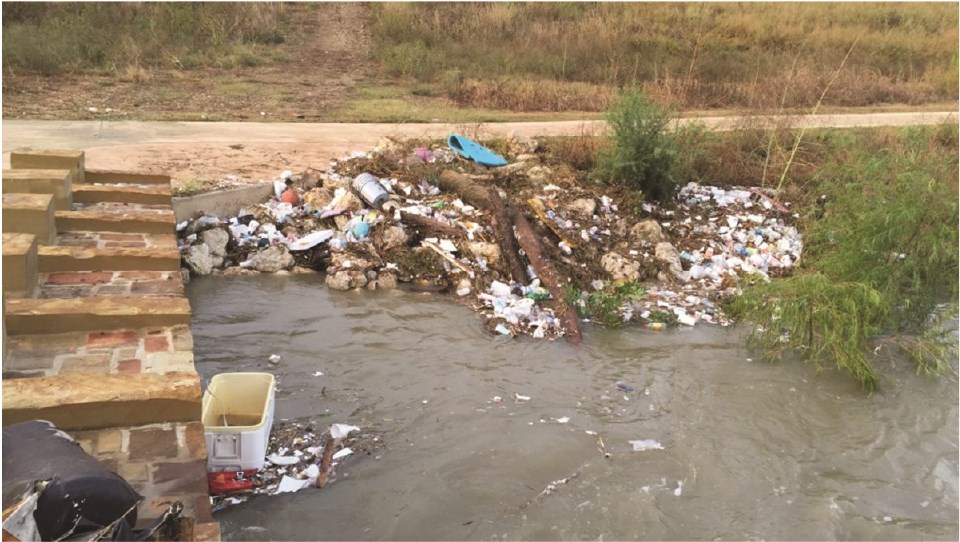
<box><xmin>556</xmin><ymin>417</ymin><xmax>571</xmax><ymax>424</ymax></box>
<box><xmin>275</xmin><ymin>475</ymin><xmax>310</xmax><ymax>494</ymax></box>
<box><xmin>629</xmin><ymin>439</ymin><xmax>664</xmax><ymax>451</ymax></box>
<box><xmin>267</xmin><ymin>453</ymin><xmax>300</xmax><ymax>466</ymax></box>
<box><xmin>330</xmin><ymin>423</ymin><xmax>360</xmax><ymax>440</ymax></box>
<box><xmin>332</xmin><ymin>448</ymin><xmax>353</xmax><ymax>460</ymax></box>
<box><xmin>514</xmin><ymin>393</ymin><xmax>531</xmax><ymax>402</ymax></box>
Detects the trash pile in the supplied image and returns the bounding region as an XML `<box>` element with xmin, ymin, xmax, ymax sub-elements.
<box><xmin>177</xmin><ymin>132</ymin><xmax>803</xmax><ymax>337</ymax></box>
<box><xmin>209</xmin><ymin>420</ymin><xmax>381</xmax><ymax>511</ymax></box>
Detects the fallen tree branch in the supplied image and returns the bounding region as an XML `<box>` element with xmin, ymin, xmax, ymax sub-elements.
<box><xmin>314</xmin><ymin>435</ymin><xmax>336</xmax><ymax>488</ymax></box>
<box><xmin>399</xmin><ymin>211</ymin><xmax>465</xmax><ymax>238</ymax></box>
<box><xmin>439</xmin><ymin>170</ymin><xmax>528</xmax><ymax>284</ymax></box>
<box><xmin>439</xmin><ymin>170</ymin><xmax>583</xmax><ymax>344</ymax></box>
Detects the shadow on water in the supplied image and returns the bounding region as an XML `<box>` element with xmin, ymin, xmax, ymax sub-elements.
<box><xmin>188</xmin><ymin>274</ymin><xmax>958</xmax><ymax>541</ymax></box>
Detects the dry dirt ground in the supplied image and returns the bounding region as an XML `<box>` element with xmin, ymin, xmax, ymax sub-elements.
<box><xmin>2</xmin><ymin>4</ymin><xmax>374</xmax><ymax>122</ymax></box>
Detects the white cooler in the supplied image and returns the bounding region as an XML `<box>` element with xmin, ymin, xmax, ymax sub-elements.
<box><xmin>202</xmin><ymin>372</ymin><xmax>276</xmax><ymax>472</ymax></box>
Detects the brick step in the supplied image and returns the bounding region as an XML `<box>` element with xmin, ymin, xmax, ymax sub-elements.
<box><xmin>73</xmin><ymin>184</ymin><xmax>172</xmax><ymax>206</ymax></box>
<box><xmin>55</xmin><ymin>231</ymin><xmax>177</xmax><ymax>250</ymax></box>
<box><xmin>1</xmin><ymin>372</ymin><xmax>201</xmax><ymax>430</ymax></box>
<box><xmin>56</xmin><ymin>209</ymin><xmax>176</xmax><ymax>235</ymax></box>
<box><xmin>2</xmin><ymin>193</ymin><xmax>57</xmax><ymax>244</ymax></box>
<box><xmin>39</xmin><ymin>270</ymin><xmax>184</xmax><ymax>299</ymax></box>
<box><xmin>2</xmin><ymin>168</ymin><xmax>73</xmax><ymax>209</ymax></box>
<box><xmin>86</xmin><ymin>169</ymin><xmax>171</xmax><ymax>186</ymax></box>
<box><xmin>38</xmin><ymin>245</ymin><xmax>181</xmax><ymax>272</ymax></box>
<box><xmin>2</xmin><ymin>233</ymin><xmax>39</xmax><ymax>298</ymax></box>
<box><xmin>4</xmin><ymin>297</ymin><xmax>191</xmax><ymax>335</ymax></box>
<box><xmin>3</xmin><ymin>325</ymin><xmax>194</xmax><ymax>378</ymax></box>
<box><xmin>10</xmin><ymin>148</ymin><xmax>85</xmax><ymax>183</ymax></box>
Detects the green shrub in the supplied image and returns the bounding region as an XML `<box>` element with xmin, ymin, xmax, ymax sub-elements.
<box><xmin>728</xmin><ymin>126</ymin><xmax>959</xmax><ymax>389</ymax></box>
<box><xmin>592</xmin><ymin>87</ymin><xmax>684</xmax><ymax>203</ymax></box>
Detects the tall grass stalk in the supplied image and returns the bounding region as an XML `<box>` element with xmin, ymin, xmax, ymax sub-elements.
<box><xmin>776</xmin><ymin>37</ymin><xmax>860</xmax><ymax>192</ymax></box>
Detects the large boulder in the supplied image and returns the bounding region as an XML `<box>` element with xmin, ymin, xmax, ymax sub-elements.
<box><xmin>655</xmin><ymin>242</ymin><xmax>684</xmax><ymax>280</ymax></box>
<box><xmin>630</xmin><ymin>220</ymin><xmax>664</xmax><ymax>244</ymax></box>
<box><xmin>568</xmin><ymin>198</ymin><xmax>597</xmax><ymax>217</ymax></box>
<box><xmin>601</xmin><ymin>252</ymin><xmax>641</xmax><ymax>282</ymax></box>
<box><xmin>377</xmin><ymin>225</ymin><xmax>409</xmax><ymax>252</ymax></box>
<box><xmin>250</xmin><ymin>245</ymin><xmax>295</xmax><ymax>273</ymax></box>
<box><xmin>325</xmin><ymin>270</ymin><xmax>368</xmax><ymax>291</ymax></box>
<box><xmin>200</xmin><ymin>228</ymin><xmax>230</xmax><ymax>258</ymax></box>
<box><xmin>467</xmin><ymin>242</ymin><xmax>501</xmax><ymax>265</ymax></box>
<box><xmin>183</xmin><ymin>244</ymin><xmax>217</xmax><ymax>276</ymax></box>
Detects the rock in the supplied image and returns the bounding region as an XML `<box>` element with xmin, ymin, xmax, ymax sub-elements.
<box><xmin>325</xmin><ymin>270</ymin><xmax>368</xmax><ymax>290</ymax></box>
<box><xmin>378</xmin><ymin>225</ymin><xmax>409</xmax><ymax>252</ymax></box>
<box><xmin>377</xmin><ymin>272</ymin><xmax>398</xmax><ymax>290</ymax></box>
<box><xmin>184</xmin><ymin>244</ymin><xmax>216</xmax><ymax>276</ymax></box>
<box><xmin>200</xmin><ymin>228</ymin><xmax>230</xmax><ymax>258</ymax></box>
<box><xmin>601</xmin><ymin>252</ymin><xmax>641</xmax><ymax>282</ymax></box>
<box><xmin>526</xmin><ymin>165</ymin><xmax>552</xmax><ymax>184</ymax></box>
<box><xmin>655</xmin><ymin>242</ymin><xmax>684</xmax><ymax>279</ymax></box>
<box><xmin>631</xmin><ymin>220</ymin><xmax>664</xmax><ymax>244</ymax></box>
<box><xmin>222</xmin><ymin>266</ymin><xmax>260</xmax><ymax>276</ymax></box>
<box><xmin>508</xmin><ymin>131</ymin><xmax>539</xmax><ymax>154</ymax></box>
<box><xmin>290</xmin><ymin>266</ymin><xmax>317</xmax><ymax>274</ymax></box>
<box><xmin>515</xmin><ymin>153</ymin><xmax>538</xmax><ymax>162</ymax></box>
<box><xmin>250</xmin><ymin>245</ymin><xmax>295</xmax><ymax>273</ymax></box>
<box><xmin>329</xmin><ymin>252</ymin><xmax>377</xmax><ymax>274</ymax></box>
<box><xmin>180</xmin><ymin>268</ymin><xmax>191</xmax><ymax>284</ymax></box>
<box><xmin>303</xmin><ymin>187</ymin><xmax>335</xmax><ymax>209</ymax></box>
<box><xmin>498</xmin><ymin>161</ymin><xmax>534</xmax><ymax>175</ymax></box>
<box><xmin>467</xmin><ymin>242</ymin><xmax>501</xmax><ymax>265</ymax></box>
<box><xmin>569</xmin><ymin>198</ymin><xmax>597</xmax><ymax>217</ymax></box>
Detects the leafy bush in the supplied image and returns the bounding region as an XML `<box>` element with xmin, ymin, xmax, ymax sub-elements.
<box><xmin>728</xmin><ymin>126</ymin><xmax>959</xmax><ymax>389</ymax></box>
<box><xmin>593</xmin><ymin>88</ymin><xmax>694</xmax><ymax>203</ymax></box>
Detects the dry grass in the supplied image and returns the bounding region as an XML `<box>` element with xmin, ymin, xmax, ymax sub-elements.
<box><xmin>369</xmin><ymin>2</ymin><xmax>958</xmax><ymax>111</ymax></box>
<box><xmin>2</xmin><ymin>2</ymin><xmax>287</xmax><ymax>75</ymax></box>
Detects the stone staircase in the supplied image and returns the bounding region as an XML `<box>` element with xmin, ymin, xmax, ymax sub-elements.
<box><xmin>2</xmin><ymin>150</ymin><xmax>219</xmax><ymax>541</ymax></box>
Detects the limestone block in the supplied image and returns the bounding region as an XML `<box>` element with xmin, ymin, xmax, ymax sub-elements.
<box><xmin>2</xmin><ymin>233</ymin><xmax>38</xmax><ymax>298</ymax></box>
<box><xmin>1</xmin><ymin>168</ymin><xmax>73</xmax><ymax>209</ymax></box>
<box><xmin>2</xmin><ymin>193</ymin><xmax>56</xmax><ymax>244</ymax></box>
<box><xmin>10</xmin><ymin>148</ymin><xmax>85</xmax><ymax>183</ymax></box>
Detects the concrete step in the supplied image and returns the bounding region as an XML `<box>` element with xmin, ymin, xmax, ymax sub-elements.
<box><xmin>2</xmin><ymin>168</ymin><xmax>73</xmax><ymax>209</ymax></box>
<box><xmin>2</xmin><ymin>233</ymin><xmax>39</xmax><ymax>298</ymax></box>
<box><xmin>86</xmin><ymin>169</ymin><xmax>171</xmax><ymax>186</ymax></box>
<box><xmin>9</xmin><ymin>148</ymin><xmax>85</xmax><ymax>183</ymax></box>
<box><xmin>56</xmin><ymin>209</ymin><xmax>176</xmax><ymax>235</ymax></box>
<box><xmin>2</xmin><ymin>193</ymin><xmax>57</xmax><ymax>244</ymax></box>
<box><xmin>38</xmin><ymin>245</ymin><xmax>181</xmax><ymax>272</ymax></box>
<box><xmin>73</xmin><ymin>184</ymin><xmax>172</xmax><ymax>206</ymax></box>
<box><xmin>2</xmin><ymin>372</ymin><xmax>201</xmax><ymax>430</ymax></box>
<box><xmin>4</xmin><ymin>297</ymin><xmax>191</xmax><ymax>335</ymax></box>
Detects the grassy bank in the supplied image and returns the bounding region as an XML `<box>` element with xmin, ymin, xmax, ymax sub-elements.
<box><xmin>2</xmin><ymin>2</ymin><xmax>289</xmax><ymax>75</ymax></box>
<box><xmin>369</xmin><ymin>2</ymin><xmax>958</xmax><ymax>111</ymax></box>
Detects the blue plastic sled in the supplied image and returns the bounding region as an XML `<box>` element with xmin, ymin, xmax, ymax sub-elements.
<box><xmin>447</xmin><ymin>133</ymin><xmax>509</xmax><ymax>167</ymax></box>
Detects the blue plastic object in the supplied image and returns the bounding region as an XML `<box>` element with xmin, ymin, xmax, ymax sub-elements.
<box><xmin>447</xmin><ymin>133</ymin><xmax>509</xmax><ymax>167</ymax></box>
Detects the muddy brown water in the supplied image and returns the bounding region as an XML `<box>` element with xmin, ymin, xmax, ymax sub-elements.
<box><xmin>187</xmin><ymin>274</ymin><xmax>958</xmax><ymax>541</ymax></box>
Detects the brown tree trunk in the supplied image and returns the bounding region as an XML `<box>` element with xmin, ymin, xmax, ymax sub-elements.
<box><xmin>438</xmin><ymin>170</ymin><xmax>583</xmax><ymax>344</ymax></box>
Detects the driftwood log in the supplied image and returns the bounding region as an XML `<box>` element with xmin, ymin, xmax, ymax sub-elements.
<box><xmin>439</xmin><ymin>170</ymin><xmax>583</xmax><ymax>344</ymax></box>
<box><xmin>399</xmin><ymin>210</ymin><xmax>465</xmax><ymax>238</ymax></box>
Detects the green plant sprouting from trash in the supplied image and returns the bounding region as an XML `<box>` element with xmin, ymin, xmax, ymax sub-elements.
<box><xmin>566</xmin><ymin>281</ymin><xmax>646</xmax><ymax>327</ymax></box>
<box><xmin>728</xmin><ymin>125</ymin><xmax>959</xmax><ymax>389</ymax></box>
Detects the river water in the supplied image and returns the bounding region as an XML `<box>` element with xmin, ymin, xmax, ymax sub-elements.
<box><xmin>188</xmin><ymin>275</ymin><xmax>958</xmax><ymax>541</ymax></box>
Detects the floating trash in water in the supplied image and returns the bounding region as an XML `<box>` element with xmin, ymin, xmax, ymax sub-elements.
<box><xmin>629</xmin><ymin>439</ymin><xmax>664</xmax><ymax>451</ymax></box>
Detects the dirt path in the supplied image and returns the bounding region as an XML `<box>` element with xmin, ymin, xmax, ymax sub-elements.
<box><xmin>3</xmin><ymin>111</ymin><xmax>956</xmax><ymax>191</ymax></box>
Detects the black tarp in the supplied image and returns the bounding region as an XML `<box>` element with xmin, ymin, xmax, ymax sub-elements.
<box><xmin>2</xmin><ymin>420</ymin><xmax>143</xmax><ymax>540</ymax></box>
